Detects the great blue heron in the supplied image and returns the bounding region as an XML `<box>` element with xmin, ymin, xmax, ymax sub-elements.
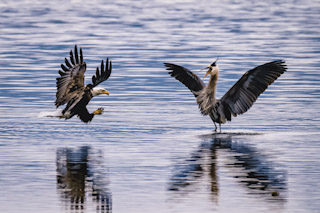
<box><xmin>164</xmin><ymin>60</ymin><xmax>287</xmax><ymax>132</ymax></box>
<box><xmin>55</xmin><ymin>45</ymin><xmax>112</xmax><ymax>123</ymax></box>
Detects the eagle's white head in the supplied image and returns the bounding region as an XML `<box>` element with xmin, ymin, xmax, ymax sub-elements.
<box><xmin>92</xmin><ymin>87</ymin><xmax>110</xmax><ymax>97</ymax></box>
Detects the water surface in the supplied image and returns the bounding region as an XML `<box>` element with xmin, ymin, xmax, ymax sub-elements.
<box><xmin>0</xmin><ymin>0</ymin><xmax>320</xmax><ymax>212</ymax></box>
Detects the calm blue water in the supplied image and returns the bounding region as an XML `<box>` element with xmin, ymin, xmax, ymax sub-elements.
<box><xmin>1</xmin><ymin>0</ymin><xmax>320</xmax><ymax>212</ymax></box>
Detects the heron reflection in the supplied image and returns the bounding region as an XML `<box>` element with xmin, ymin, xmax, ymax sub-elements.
<box><xmin>56</xmin><ymin>146</ymin><xmax>112</xmax><ymax>212</ymax></box>
<box><xmin>169</xmin><ymin>134</ymin><xmax>287</xmax><ymax>202</ymax></box>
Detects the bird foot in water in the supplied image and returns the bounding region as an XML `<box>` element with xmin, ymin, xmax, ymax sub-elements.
<box><xmin>214</xmin><ymin>123</ymin><xmax>218</xmax><ymax>132</ymax></box>
<box><xmin>93</xmin><ymin>107</ymin><xmax>104</xmax><ymax>115</ymax></box>
<box><xmin>213</xmin><ymin>122</ymin><xmax>222</xmax><ymax>133</ymax></box>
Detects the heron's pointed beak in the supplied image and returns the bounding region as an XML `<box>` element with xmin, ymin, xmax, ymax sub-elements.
<box><xmin>200</xmin><ymin>66</ymin><xmax>209</xmax><ymax>71</ymax></box>
<box><xmin>102</xmin><ymin>90</ymin><xmax>110</xmax><ymax>95</ymax></box>
<box><xmin>202</xmin><ymin>67</ymin><xmax>212</xmax><ymax>80</ymax></box>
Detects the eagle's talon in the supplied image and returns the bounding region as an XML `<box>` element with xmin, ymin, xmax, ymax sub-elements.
<box><xmin>93</xmin><ymin>108</ymin><xmax>104</xmax><ymax>115</ymax></box>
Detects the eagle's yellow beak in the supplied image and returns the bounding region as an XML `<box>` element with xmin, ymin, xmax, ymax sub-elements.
<box><xmin>102</xmin><ymin>90</ymin><xmax>110</xmax><ymax>95</ymax></box>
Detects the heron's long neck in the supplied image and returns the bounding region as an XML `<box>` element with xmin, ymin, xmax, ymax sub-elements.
<box><xmin>208</xmin><ymin>73</ymin><xmax>218</xmax><ymax>98</ymax></box>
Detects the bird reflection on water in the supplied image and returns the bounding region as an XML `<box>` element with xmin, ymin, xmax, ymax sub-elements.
<box><xmin>168</xmin><ymin>133</ymin><xmax>287</xmax><ymax>202</ymax></box>
<box><xmin>56</xmin><ymin>146</ymin><xmax>112</xmax><ymax>212</ymax></box>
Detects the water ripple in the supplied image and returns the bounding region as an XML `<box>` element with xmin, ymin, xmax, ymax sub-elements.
<box><xmin>1</xmin><ymin>0</ymin><xmax>320</xmax><ymax>212</ymax></box>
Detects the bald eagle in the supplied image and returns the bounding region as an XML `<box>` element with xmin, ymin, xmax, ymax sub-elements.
<box><xmin>55</xmin><ymin>45</ymin><xmax>112</xmax><ymax>123</ymax></box>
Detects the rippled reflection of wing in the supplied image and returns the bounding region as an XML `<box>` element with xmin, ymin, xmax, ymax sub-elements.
<box><xmin>168</xmin><ymin>135</ymin><xmax>287</xmax><ymax>199</ymax></box>
<box><xmin>221</xmin><ymin>60</ymin><xmax>287</xmax><ymax>115</ymax></box>
<box><xmin>165</xmin><ymin>63</ymin><xmax>205</xmax><ymax>97</ymax></box>
<box><xmin>56</xmin><ymin>146</ymin><xmax>112</xmax><ymax>212</ymax></box>
<box><xmin>55</xmin><ymin>45</ymin><xmax>86</xmax><ymax>107</ymax></box>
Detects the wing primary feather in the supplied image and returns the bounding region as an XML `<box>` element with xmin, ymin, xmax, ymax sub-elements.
<box><xmin>80</xmin><ymin>48</ymin><xmax>83</xmax><ymax>64</ymax></box>
<box><xmin>107</xmin><ymin>58</ymin><xmax>110</xmax><ymax>73</ymax></box>
<box><xmin>61</xmin><ymin>63</ymin><xmax>69</xmax><ymax>71</ymax></box>
<box><xmin>109</xmin><ymin>60</ymin><xmax>112</xmax><ymax>73</ymax></box>
<box><xmin>70</xmin><ymin>50</ymin><xmax>75</xmax><ymax>65</ymax></box>
<box><xmin>96</xmin><ymin>67</ymin><xmax>100</xmax><ymax>79</ymax></box>
<box><xmin>74</xmin><ymin>45</ymin><xmax>79</xmax><ymax>64</ymax></box>
<box><xmin>64</xmin><ymin>58</ymin><xmax>72</xmax><ymax>68</ymax></box>
<box><xmin>92</xmin><ymin>75</ymin><xmax>96</xmax><ymax>85</ymax></box>
<box><xmin>101</xmin><ymin>60</ymin><xmax>105</xmax><ymax>76</ymax></box>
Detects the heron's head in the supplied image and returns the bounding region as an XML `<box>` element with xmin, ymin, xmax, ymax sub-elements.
<box><xmin>202</xmin><ymin>61</ymin><xmax>219</xmax><ymax>80</ymax></box>
<box><xmin>92</xmin><ymin>87</ymin><xmax>110</xmax><ymax>97</ymax></box>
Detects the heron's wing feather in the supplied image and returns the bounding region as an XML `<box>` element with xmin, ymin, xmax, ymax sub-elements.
<box><xmin>221</xmin><ymin>60</ymin><xmax>287</xmax><ymax>115</ymax></box>
<box><xmin>164</xmin><ymin>63</ymin><xmax>205</xmax><ymax>96</ymax></box>
<box><xmin>91</xmin><ymin>58</ymin><xmax>112</xmax><ymax>87</ymax></box>
<box><xmin>56</xmin><ymin>45</ymin><xmax>86</xmax><ymax>107</ymax></box>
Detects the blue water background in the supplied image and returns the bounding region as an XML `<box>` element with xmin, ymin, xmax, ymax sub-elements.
<box><xmin>0</xmin><ymin>0</ymin><xmax>320</xmax><ymax>212</ymax></box>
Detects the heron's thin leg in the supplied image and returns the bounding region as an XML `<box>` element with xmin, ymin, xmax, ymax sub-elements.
<box><xmin>214</xmin><ymin>122</ymin><xmax>217</xmax><ymax>132</ymax></box>
<box><xmin>219</xmin><ymin>123</ymin><xmax>221</xmax><ymax>133</ymax></box>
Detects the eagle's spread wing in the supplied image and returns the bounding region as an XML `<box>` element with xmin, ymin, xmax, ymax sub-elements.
<box><xmin>164</xmin><ymin>63</ymin><xmax>205</xmax><ymax>96</ymax></box>
<box><xmin>220</xmin><ymin>60</ymin><xmax>287</xmax><ymax>117</ymax></box>
<box><xmin>91</xmin><ymin>58</ymin><xmax>112</xmax><ymax>88</ymax></box>
<box><xmin>61</xmin><ymin>88</ymin><xmax>93</xmax><ymax>123</ymax></box>
<box><xmin>56</xmin><ymin>45</ymin><xmax>86</xmax><ymax>107</ymax></box>
<box><xmin>61</xmin><ymin>87</ymin><xmax>86</xmax><ymax>115</ymax></box>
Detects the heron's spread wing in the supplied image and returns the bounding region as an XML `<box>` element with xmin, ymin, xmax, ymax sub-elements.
<box><xmin>221</xmin><ymin>60</ymin><xmax>287</xmax><ymax>116</ymax></box>
<box><xmin>91</xmin><ymin>58</ymin><xmax>112</xmax><ymax>87</ymax></box>
<box><xmin>164</xmin><ymin>63</ymin><xmax>205</xmax><ymax>96</ymax></box>
<box><xmin>56</xmin><ymin>45</ymin><xmax>86</xmax><ymax>107</ymax></box>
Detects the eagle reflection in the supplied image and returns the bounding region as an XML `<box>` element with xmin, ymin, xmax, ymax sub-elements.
<box><xmin>56</xmin><ymin>146</ymin><xmax>112</xmax><ymax>212</ymax></box>
<box><xmin>169</xmin><ymin>134</ymin><xmax>287</xmax><ymax>202</ymax></box>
